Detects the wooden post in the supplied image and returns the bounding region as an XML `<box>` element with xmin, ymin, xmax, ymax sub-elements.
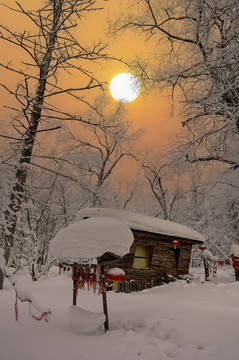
<box><xmin>213</xmin><ymin>262</ymin><xmax>217</xmax><ymax>277</ymax></box>
<box><xmin>101</xmin><ymin>266</ymin><xmax>109</xmax><ymax>331</ymax></box>
<box><xmin>203</xmin><ymin>259</ymin><xmax>210</xmax><ymax>281</ymax></box>
<box><xmin>72</xmin><ymin>266</ymin><xmax>77</xmax><ymax>306</ymax></box>
<box><xmin>235</xmin><ymin>269</ymin><xmax>239</xmax><ymax>281</ymax></box>
<box><xmin>174</xmin><ymin>248</ymin><xmax>180</xmax><ymax>277</ymax></box>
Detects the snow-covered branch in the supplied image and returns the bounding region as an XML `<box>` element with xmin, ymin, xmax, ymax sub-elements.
<box><xmin>0</xmin><ymin>248</ymin><xmax>51</xmax><ymax>321</ymax></box>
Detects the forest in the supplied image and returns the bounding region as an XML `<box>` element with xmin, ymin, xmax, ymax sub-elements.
<box><xmin>0</xmin><ymin>0</ymin><xmax>238</xmax><ymax>286</ymax></box>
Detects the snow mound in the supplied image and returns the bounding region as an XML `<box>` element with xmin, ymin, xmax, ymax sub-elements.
<box><xmin>77</xmin><ymin>208</ymin><xmax>205</xmax><ymax>243</ymax></box>
<box><xmin>68</xmin><ymin>305</ymin><xmax>105</xmax><ymax>335</ymax></box>
<box><xmin>231</xmin><ymin>244</ymin><xmax>239</xmax><ymax>257</ymax></box>
<box><xmin>50</xmin><ymin>216</ymin><xmax>134</xmax><ymax>264</ymax></box>
<box><xmin>107</xmin><ymin>267</ymin><xmax>125</xmax><ymax>276</ymax></box>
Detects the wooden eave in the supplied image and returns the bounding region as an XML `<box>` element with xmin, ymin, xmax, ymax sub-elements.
<box><xmin>59</xmin><ymin>252</ymin><xmax>121</xmax><ymax>267</ymax></box>
<box><xmin>131</xmin><ymin>228</ymin><xmax>204</xmax><ymax>245</ymax></box>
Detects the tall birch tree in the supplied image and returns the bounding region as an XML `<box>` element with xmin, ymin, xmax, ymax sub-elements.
<box><xmin>0</xmin><ymin>0</ymin><xmax>113</xmax><ymax>288</ymax></box>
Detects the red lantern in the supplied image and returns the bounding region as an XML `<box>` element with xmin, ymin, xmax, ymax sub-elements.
<box><xmin>106</xmin><ymin>269</ymin><xmax>126</xmax><ymax>282</ymax></box>
<box><xmin>106</xmin><ymin>273</ymin><xmax>126</xmax><ymax>281</ymax></box>
<box><xmin>199</xmin><ymin>246</ymin><xmax>206</xmax><ymax>251</ymax></box>
<box><xmin>106</xmin><ymin>268</ymin><xmax>126</xmax><ymax>291</ymax></box>
<box><xmin>171</xmin><ymin>240</ymin><xmax>179</xmax><ymax>250</ymax></box>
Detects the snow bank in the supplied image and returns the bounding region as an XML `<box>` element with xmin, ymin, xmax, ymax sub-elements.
<box><xmin>50</xmin><ymin>216</ymin><xmax>134</xmax><ymax>264</ymax></box>
<box><xmin>77</xmin><ymin>208</ymin><xmax>205</xmax><ymax>243</ymax></box>
<box><xmin>68</xmin><ymin>305</ymin><xmax>105</xmax><ymax>335</ymax></box>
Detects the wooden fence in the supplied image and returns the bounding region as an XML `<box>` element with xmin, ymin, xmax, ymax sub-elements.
<box><xmin>117</xmin><ymin>280</ymin><xmax>156</xmax><ymax>293</ymax></box>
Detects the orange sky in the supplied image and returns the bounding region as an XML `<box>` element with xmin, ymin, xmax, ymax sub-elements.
<box><xmin>0</xmin><ymin>0</ymin><xmax>181</xmax><ymax>149</ymax></box>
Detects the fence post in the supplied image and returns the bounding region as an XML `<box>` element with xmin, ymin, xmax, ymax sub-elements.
<box><xmin>203</xmin><ymin>259</ymin><xmax>210</xmax><ymax>281</ymax></box>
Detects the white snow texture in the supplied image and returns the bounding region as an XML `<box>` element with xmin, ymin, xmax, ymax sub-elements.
<box><xmin>77</xmin><ymin>208</ymin><xmax>206</xmax><ymax>242</ymax></box>
<box><xmin>68</xmin><ymin>305</ymin><xmax>105</xmax><ymax>335</ymax></box>
<box><xmin>50</xmin><ymin>216</ymin><xmax>134</xmax><ymax>263</ymax></box>
<box><xmin>1</xmin><ymin>267</ymin><xmax>239</xmax><ymax>360</ymax></box>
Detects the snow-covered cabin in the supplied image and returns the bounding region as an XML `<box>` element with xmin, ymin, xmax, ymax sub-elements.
<box><xmin>77</xmin><ymin>208</ymin><xmax>205</xmax><ymax>288</ymax></box>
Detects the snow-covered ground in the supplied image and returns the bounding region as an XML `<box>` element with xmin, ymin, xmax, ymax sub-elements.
<box><xmin>1</xmin><ymin>266</ymin><xmax>239</xmax><ymax>360</ymax></box>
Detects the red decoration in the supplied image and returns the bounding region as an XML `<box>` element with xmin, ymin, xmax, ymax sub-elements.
<box><xmin>171</xmin><ymin>240</ymin><xmax>179</xmax><ymax>249</ymax></box>
<box><xmin>231</xmin><ymin>255</ymin><xmax>239</xmax><ymax>270</ymax></box>
<box><xmin>14</xmin><ymin>293</ymin><xmax>50</xmax><ymax>322</ymax></box>
<box><xmin>98</xmin><ymin>275</ymin><xmax>107</xmax><ymax>294</ymax></box>
<box><xmin>31</xmin><ymin>312</ymin><xmax>50</xmax><ymax>322</ymax></box>
<box><xmin>106</xmin><ymin>273</ymin><xmax>126</xmax><ymax>282</ymax></box>
<box><xmin>72</xmin><ymin>266</ymin><xmax>99</xmax><ymax>294</ymax></box>
<box><xmin>199</xmin><ymin>246</ymin><xmax>206</xmax><ymax>251</ymax></box>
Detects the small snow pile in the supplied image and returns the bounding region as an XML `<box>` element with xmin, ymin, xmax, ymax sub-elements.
<box><xmin>107</xmin><ymin>267</ymin><xmax>125</xmax><ymax>276</ymax></box>
<box><xmin>50</xmin><ymin>217</ymin><xmax>134</xmax><ymax>264</ymax></box>
<box><xmin>68</xmin><ymin>305</ymin><xmax>105</xmax><ymax>335</ymax></box>
<box><xmin>48</xmin><ymin>266</ymin><xmax>61</xmax><ymax>278</ymax></box>
<box><xmin>230</xmin><ymin>244</ymin><xmax>239</xmax><ymax>257</ymax></box>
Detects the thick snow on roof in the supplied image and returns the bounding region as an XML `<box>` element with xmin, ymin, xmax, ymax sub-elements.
<box><xmin>77</xmin><ymin>208</ymin><xmax>205</xmax><ymax>243</ymax></box>
<box><xmin>50</xmin><ymin>216</ymin><xmax>134</xmax><ymax>263</ymax></box>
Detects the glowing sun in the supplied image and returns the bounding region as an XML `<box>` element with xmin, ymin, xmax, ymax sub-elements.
<box><xmin>110</xmin><ymin>73</ymin><xmax>140</xmax><ymax>103</ymax></box>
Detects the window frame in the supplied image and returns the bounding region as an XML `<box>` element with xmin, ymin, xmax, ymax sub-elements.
<box><xmin>133</xmin><ymin>245</ymin><xmax>150</xmax><ymax>269</ymax></box>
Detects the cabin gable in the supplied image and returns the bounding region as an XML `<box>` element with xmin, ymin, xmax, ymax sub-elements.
<box><xmin>116</xmin><ymin>229</ymin><xmax>198</xmax><ymax>284</ymax></box>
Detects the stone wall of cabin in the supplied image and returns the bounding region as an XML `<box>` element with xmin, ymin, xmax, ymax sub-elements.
<box><xmin>115</xmin><ymin>229</ymin><xmax>197</xmax><ymax>284</ymax></box>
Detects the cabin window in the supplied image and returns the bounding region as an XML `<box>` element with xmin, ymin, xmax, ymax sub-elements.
<box><xmin>133</xmin><ymin>245</ymin><xmax>149</xmax><ymax>269</ymax></box>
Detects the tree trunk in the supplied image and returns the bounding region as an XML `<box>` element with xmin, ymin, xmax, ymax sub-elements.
<box><xmin>0</xmin><ymin>2</ymin><xmax>61</xmax><ymax>290</ymax></box>
<box><xmin>0</xmin><ymin>269</ymin><xmax>4</xmax><ymax>290</ymax></box>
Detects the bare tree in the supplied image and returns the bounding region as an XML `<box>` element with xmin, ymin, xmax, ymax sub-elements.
<box><xmin>55</xmin><ymin>101</ymin><xmax>142</xmax><ymax>207</ymax></box>
<box><xmin>112</xmin><ymin>0</ymin><xmax>239</xmax><ymax>169</ymax></box>
<box><xmin>141</xmin><ymin>150</ymin><xmax>194</xmax><ymax>220</ymax></box>
<box><xmin>0</xmin><ymin>0</ymin><xmax>115</xmax><ymax>288</ymax></box>
<box><xmin>18</xmin><ymin>173</ymin><xmax>87</xmax><ymax>281</ymax></box>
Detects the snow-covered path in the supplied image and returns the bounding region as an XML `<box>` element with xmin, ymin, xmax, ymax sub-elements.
<box><xmin>0</xmin><ymin>268</ymin><xmax>239</xmax><ymax>360</ymax></box>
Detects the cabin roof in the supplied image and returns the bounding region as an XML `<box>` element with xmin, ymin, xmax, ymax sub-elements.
<box><xmin>77</xmin><ymin>208</ymin><xmax>206</xmax><ymax>243</ymax></box>
<box><xmin>50</xmin><ymin>216</ymin><xmax>134</xmax><ymax>264</ymax></box>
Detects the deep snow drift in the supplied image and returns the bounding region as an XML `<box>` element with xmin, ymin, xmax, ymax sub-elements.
<box><xmin>0</xmin><ymin>266</ymin><xmax>239</xmax><ymax>360</ymax></box>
